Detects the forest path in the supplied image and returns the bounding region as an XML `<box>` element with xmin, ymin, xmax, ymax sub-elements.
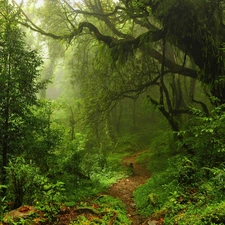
<box><xmin>104</xmin><ymin>151</ymin><xmax>152</xmax><ymax>225</ymax></box>
<box><xmin>0</xmin><ymin>151</ymin><xmax>157</xmax><ymax>225</ymax></box>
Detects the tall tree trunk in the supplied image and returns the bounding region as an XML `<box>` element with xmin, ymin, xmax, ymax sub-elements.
<box><xmin>112</xmin><ymin>100</ymin><xmax>123</xmax><ymax>134</ymax></box>
<box><xmin>105</xmin><ymin>114</ymin><xmax>117</xmax><ymax>145</ymax></box>
<box><xmin>132</xmin><ymin>99</ymin><xmax>137</xmax><ymax>131</ymax></box>
<box><xmin>69</xmin><ymin>107</ymin><xmax>76</xmax><ymax>140</ymax></box>
<box><xmin>1</xmin><ymin>58</ymin><xmax>11</xmax><ymax>193</ymax></box>
<box><xmin>189</xmin><ymin>78</ymin><xmax>196</xmax><ymax>102</ymax></box>
<box><xmin>40</xmin><ymin>60</ymin><xmax>55</xmax><ymax>99</ymax></box>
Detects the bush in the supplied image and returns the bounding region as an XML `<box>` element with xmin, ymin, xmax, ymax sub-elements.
<box><xmin>5</xmin><ymin>157</ymin><xmax>65</xmax><ymax>213</ymax></box>
<box><xmin>0</xmin><ymin>184</ymin><xmax>7</xmax><ymax>220</ymax></box>
<box><xmin>173</xmin><ymin>201</ymin><xmax>225</xmax><ymax>225</ymax></box>
<box><xmin>6</xmin><ymin>157</ymin><xmax>41</xmax><ymax>208</ymax></box>
<box><xmin>134</xmin><ymin>155</ymin><xmax>184</xmax><ymax>216</ymax></box>
<box><xmin>179</xmin><ymin>105</ymin><xmax>225</xmax><ymax>168</ymax></box>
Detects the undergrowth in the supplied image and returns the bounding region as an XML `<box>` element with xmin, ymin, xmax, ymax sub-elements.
<box><xmin>0</xmin><ymin>137</ymin><xmax>133</xmax><ymax>223</ymax></box>
<box><xmin>62</xmin><ymin>195</ymin><xmax>131</xmax><ymax>225</ymax></box>
<box><xmin>134</xmin><ymin>153</ymin><xmax>225</xmax><ymax>224</ymax></box>
<box><xmin>134</xmin><ymin>105</ymin><xmax>225</xmax><ymax>224</ymax></box>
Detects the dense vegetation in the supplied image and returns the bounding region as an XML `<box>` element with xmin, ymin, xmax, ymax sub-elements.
<box><xmin>1</xmin><ymin>0</ymin><xmax>225</xmax><ymax>224</ymax></box>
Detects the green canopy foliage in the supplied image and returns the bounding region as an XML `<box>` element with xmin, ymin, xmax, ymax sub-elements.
<box><xmin>15</xmin><ymin>0</ymin><xmax>224</xmax><ymax>135</ymax></box>
<box><xmin>0</xmin><ymin>1</ymin><xmax>62</xmax><ymax>187</ymax></box>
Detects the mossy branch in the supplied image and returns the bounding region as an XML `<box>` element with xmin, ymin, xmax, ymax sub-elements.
<box><xmin>16</xmin><ymin>1</ymin><xmax>197</xmax><ymax>80</ymax></box>
<box><xmin>78</xmin><ymin>22</ymin><xmax>117</xmax><ymax>46</ymax></box>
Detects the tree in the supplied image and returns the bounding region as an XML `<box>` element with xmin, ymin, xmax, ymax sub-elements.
<box><xmin>15</xmin><ymin>0</ymin><xmax>223</xmax><ymax>133</ymax></box>
<box><xmin>0</xmin><ymin>1</ymin><xmax>45</xmax><ymax>185</ymax></box>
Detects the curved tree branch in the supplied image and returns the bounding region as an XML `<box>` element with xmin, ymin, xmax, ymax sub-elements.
<box><xmin>77</xmin><ymin>22</ymin><xmax>197</xmax><ymax>80</ymax></box>
<box><xmin>63</xmin><ymin>2</ymin><xmax>126</xmax><ymax>18</ymax></box>
<box><xmin>16</xmin><ymin>3</ymin><xmax>198</xmax><ymax>82</ymax></box>
<box><xmin>111</xmin><ymin>75</ymin><xmax>160</xmax><ymax>100</ymax></box>
<box><xmin>192</xmin><ymin>98</ymin><xmax>209</xmax><ymax>114</ymax></box>
<box><xmin>20</xmin><ymin>22</ymin><xmax>68</xmax><ymax>40</ymax></box>
<box><xmin>78</xmin><ymin>22</ymin><xmax>117</xmax><ymax>45</ymax></box>
<box><xmin>65</xmin><ymin>0</ymin><xmax>133</xmax><ymax>39</ymax></box>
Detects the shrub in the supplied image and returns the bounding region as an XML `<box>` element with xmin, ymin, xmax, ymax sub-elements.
<box><xmin>5</xmin><ymin>157</ymin><xmax>65</xmax><ymax>213</ymax></box>
<box><xmin>0</xmin><ymin>184</ymin><xmax>7</xmax><ymax>220</ymax></box>
<box><xmin>6</xmin><ymin>157</ymin><xmax>41</xmax><ymax>208</ymax></box>
<box><xmin>179</xmin><ymin>105</ymin><xmax>225</xmax><ymax>168</ymax></box>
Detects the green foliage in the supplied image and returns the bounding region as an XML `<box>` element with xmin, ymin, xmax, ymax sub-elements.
<box><xmin>63</xmin><ymin>154</ymin><xmax>127</xmax><ymax>203</ymax></box>
<box><xmin>57</xmin><ymin>134</ymin><xmax>105</xmax><ymax>182</ymax></box>
<box><xmin>134</xmin><ymin>155</ymin><xmax>183</xmax><ymax>216</ymax></box>
<box><xmin>35</xmin><ymin>180</ymin><xmax>65</xmax><ymax>219</ymax></box>
<box><xmin>177</xmin><ymin>157</ymin><xmax>197</xmax><ymax>185</ymax></box>
<box><xmin>179</xmin><ymin>105</ymin><xmax>225</xmax><ymax>167</ymax></box>
<box><xmin>136</xmin><ymin>128</ymin><xmax>175</xmax><ymax>174</ymax></box>
<box><xmin>93</xmin><ymin>195</ymin><xmax>131</xmax><ymax>225</ymax></box>
<box><xmin>115</xmin><ymin>133</ymin><xmax>148</xmax><ymax>153</ymax></box>
<box><xmin>173</xmin><ymin>201</ymin><xmax>225</xmax><ymax>225</ymax></box>
<box><xmin>69</xmin><ymin>196</ymin><xmax>131</xmax><ymax>225</ymax></box>
<box><xmin>5</xmin><ymin>157</ymin><xmax>65</xmax><ymax>212</ymax></box>
<box><xmin>134</xmin><ymin>153</ymin><xmax>225</xmax><ymax>223</ymax></box>
<box><xmin>209</xmin><ymin>167</ymin><xmax>225</xmax><ymax>192</ymax></box>
<box><xmin>49</xmin><ymin>135</ymin><xmax>128</xmax><ymax>203</ymax></box>
<box><xmin>0</xmin><ymin>2</ymin><xmax>48</xmax><ymax>187</ymax></box>
<box><xmin>5</xmin><ymin>157</ymin><xmax>41</xmax><ymax>208</ymax></box>
<box><xmin>0</xmin><ymin>185</ymin><xmax>7</xmax><ymax>220</ymax></box>
<box><xmin>134</xmin><ymin>106</ymin><xmax>225</xmax><ymax>223</ymax></box>
<box><xmin>25</xmin><ymin>100</ymin><xmax>64</xmax><ymax>172</ymax></box>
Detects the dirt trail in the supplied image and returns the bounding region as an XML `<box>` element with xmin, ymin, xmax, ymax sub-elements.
<box><xmin>104</xmin><ymin>151</ymin><xmax>151</xmax><ymax>225</ymax></box>
<box><xmin>1</xmin><ymin>151</ymin><xmax>156</xmax><ymax>225</ymax></box>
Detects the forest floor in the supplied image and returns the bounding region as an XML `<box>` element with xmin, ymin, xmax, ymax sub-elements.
<box><xmin>2</xmin><ymin>151</ymin><xmax>161</xmax><ymax>225</ymax></box>
<box><xmin>104</xmin><ymin>151</ymin><xmax>157</xmax><ymax>225</ymax></box>
<box><xmin>57</xmin><ymin>150</ymin><xmax>158</xmax><ymax>225</ymax></box>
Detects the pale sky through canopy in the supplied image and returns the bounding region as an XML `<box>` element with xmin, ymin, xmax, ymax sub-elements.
<box><xmin>13</xmin><ymin>0</ymin><xmax>44</xmax><ymax>7</ymax></box>
<box><xmin>14</xmin><ymin>0</ymin><xmax>83</xmax><ymax>5</ymax></box>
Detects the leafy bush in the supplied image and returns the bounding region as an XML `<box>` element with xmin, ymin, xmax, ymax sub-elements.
<box><xmin>177</xmin><ymin>157</ymin><xmax>197</xmax><ymax>185</ymax></box>
<box><xmin>6</xmin><ymin>157</ymin><xmax>41</xmax><ymax>208</ymax></box>
<box><xmin>94</xmin><ymin>195</ymin><xmax>131</xmax><ymax>225</ymax></box>
<box><xmin>173</xmin><ymin>201</ymin><xmax>225</xmax><ymax>225</ymax></box>
<box><xmin>134</xmin><ymin>106</ymin><xmax>225</xmax><ymax>224</ymax></box>
<box><xmin>35</xmin><ymin>180</ymin><xmax>65</xmax><ymax>219</ymax></box>
<box><xmin>210</xmin><ymin>167</ymin><xmax>225</xmax><ymax>193</ymax></box>
<box><xmin>5</xmin><ymin>157</ymin><xmax>65</xmax><ymax>213</ymax></box>
<box><xmin>179</xmin><ymin>105</ymin><xmax>225</xmax><ymax>168</ymax></box>
<box><xmin>134</xmin><ymin>155</ymin><xmax>184</xmax><ymax>217</ymax></box>
<box><xmin>69</xmin><ymin>195</ymin><xmax>131</xmax><ymax>225</ymax></box>
<box><xmin>0</xmin><ymin>184</ymin><xmax>7</xmax><ymax>220</ymax></box>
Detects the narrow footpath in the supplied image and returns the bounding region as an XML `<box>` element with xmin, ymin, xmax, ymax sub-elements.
<box><xmin>1</xmin><ymin>152</ymin><xmax>159</xmax><ymax>225</ymax></box>
<box><xmin>104</xmin><ymin>152</ymin><xmax>151</xmax><ymax>225</ymax></box>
